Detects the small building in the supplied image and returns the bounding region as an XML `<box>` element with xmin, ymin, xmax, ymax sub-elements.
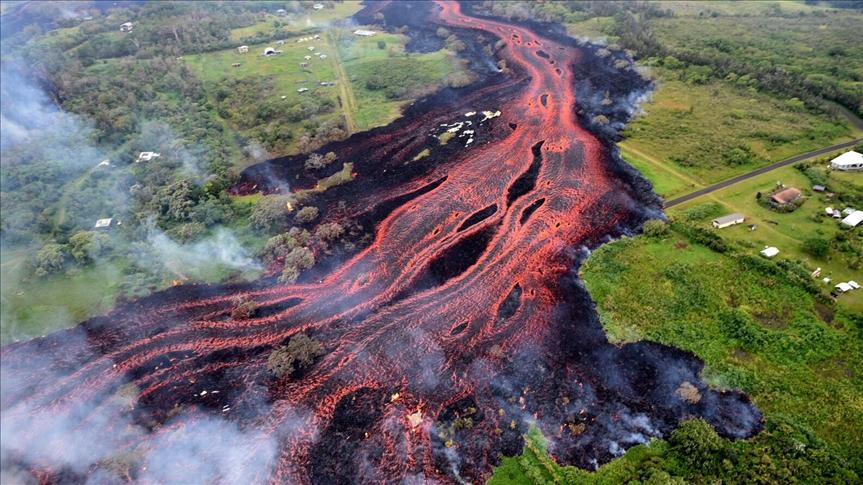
<box><xmin>841</xmin><ymin>210</ymin><xmax>863</xmax><ymax>228</ymax></box>
<box><xmin>770</xmin><ymin>187</ymin><xmax>801</xmax><ymax>206</ymax></box>
<box><xmin>313</xmin><ymin>3</ymin><xmax>325</xmax><ymax>10</ymax></box>
<box><xmin>813</xmin><ymin>184</ymin><xmax>826</xmax><ymax>192</ymax></box>
<box><xmin>712</xmin><ymin>213</ymin><xmax>744</xmax><ymax>229</ymax></box>
<box><xmin>263</xmin><ymin>47</ymin><xmax>277</xmax><ymax>56</ymax></box>
<box><xmin>300</xmin><ymin>62</ymin><xmax>309</xmax><ymax>68</ymax></box>
<box><xmin>760</xmin><ymin>246</ymin><xmax>779</xmax><ymax>258</ymax></box>
<box><xmin>835</xmin><ymin>282</ymin><xmax>854</xmax><ymax>293</ymax></box>
<box><xmin>307</xmin><ymin>46</ymin><xmax>316</xmax><ymax>51</ymax></box>
<box><xmin>94</xmin><ymin>218</ymin><xmax>113</xmax><ymax>229</ymax></box>
<box><xmin>318</xmin><ymin>54</ymin><xmax>327</xmax><ymax>59</ymax></box>
<box><xmin>354</xmin><ymin>29</ymin><xmax>378</xmax><ymax>37</ymax></box>
<box><xmin>96</xmin><ymin>159</ymin><xmax>111</xmax><ymax>168</ymax></box>
<box><xmin>298</xmin><ymin>88</ymin><xmax>309</xmax><ymax>93</ymax></box>
<box><xmin>232</xmin><ymin>63</ymin><xmax>241</xmax><ymax>68</ymax></box>
<box><xmin>842</xmin><ymin>207</ymin><xmax>856</xmax><ymax>216</ymax></box>
<box><xmin>120</xmin><ymin>22</ymin><xmax>134</xmax><ymax>32</ymax></box>
<box><xmin>237</xmin><ymin>45</ymin><xmax>249</xmax><ymax>54</ymax></box>
<box><xmin>304</xmin><ymin>55</ymin><xmax>312</xmax><ymax>60</ymax></box>
<box><xmin>136</xmin><ymin>152</ymin><xmax>161</xmax><ymax>163</ymax></box>
<box><xmin>276</xmin><ymin>8</ymin><xmax>287</xmax><ymax>16</ymax></box>
<box><xmin>830</xmin><ymin>150</ymin><xmax>863</xmax><ymax>171</ymax></box>
<box><xmin>276</xmin><ymin>40</ymin><xmax>285</xmax><ymax>45</ymax></box>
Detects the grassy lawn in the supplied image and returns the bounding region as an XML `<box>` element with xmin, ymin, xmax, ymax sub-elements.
<box><xmin>0</xmin><ymin>248</ymin><xmax>124</xmax><ymax>345</ymax></box>
<box><xmin>620</xmin><ymin>70</ymin><xmax>858</xmax><ymax>194</ymax></box>
<box><xmin>229</xmin><ymin>3</ymin><xmax>364</xmax><ymax>41</ymax></box>
<box><xmin>667</xmin><ymin>162</ymin><xmax>862</xmax><ymax>311</ymax></box>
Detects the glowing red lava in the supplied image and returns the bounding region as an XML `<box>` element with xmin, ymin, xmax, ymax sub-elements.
<box><xmin>0</xmin><ymin>2</ymin><xmax>760</xmax><ymax>484</ymax></box>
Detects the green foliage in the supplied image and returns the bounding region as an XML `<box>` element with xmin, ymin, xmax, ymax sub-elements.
<box><xmin>68</xmin><ymin>231</ymin><xmax>112</xmax><ymax>264</ymax></box>
<box><xmin>250</xmin><ymin>195</ymin><xmax>292</xmax><ymax>233</ymax></box>
<box><xmin>294</xmin><ymin>206</ymin><xmax>320</xmax><ymax>224</ymax></box>
<box><xmin>802</xmin><ymin>236</ymin><xmax>831</xmax><ymax>259</ymax></box>
<box><xmin>642</xmin><ymin>219</ymin><xmax>668</xmax><ymax>238</ymax></box>
<box><xmin>32</xmin><ymin>243</ymin><xmax>67</xmax><ymax>277</ymax></box>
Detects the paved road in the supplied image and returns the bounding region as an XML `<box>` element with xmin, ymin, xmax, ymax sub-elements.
<box><xmin>664</xmin><ymin>138</ymin><xmax>863</xmax><ymax>208</ymax></box>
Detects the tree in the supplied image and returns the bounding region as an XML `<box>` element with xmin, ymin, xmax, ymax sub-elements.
<box><xmin>295</xmin><ymin>206</ymin><xmax>319</xmax><ymax>224</ymax></box>
<box><xmin>231</xmin><ymin>296</ymin><xmax>257</xmax><ymax>319</ymax></box>
<box><xmin>267</xmin><ymin>333</ymin><xmax>325</xmax><ymax>378</ymax></box>
<box><xmin>668</xmin><ymin>419</ymin><xmax>727</xmax><ymax>476</ymax></box>
<box><xmin>279</xmin><ymin>246</ymin><xmax>315</xmax><ymax>283</ymax></box>
<box><xmin>250</xmin><ymin>195</ymin><xmax>292</xmax><ymax>232</ymax></box>
<box><xmin>642</xmin><ymin>219</ymin><xmax>668</xmax><ymax>238</ymax></box>
<box><xmin>377</xmin><ymin>40</ymin><xmax>386</xmax><ymax>49</ymax></box>
<box><xmin>315</xmin><ymin>222</ymin><xmax>344</xmax><ymax>243</ymax></box>
<box><xmin>802</xmin><ymin>236</ymin><xmax>830</xmax><ymax>259</ymax></box>
<box><xmin>436</xmin><ymin>27</ymin><xmax>450</xmax><ymax>38</ymax></box>
<box><xmin>261</xmin><ymin>228</ymin><xmax>311</xmax><ymax>264</ymax></box>
<box><xmin>68</xmin><ymin>231</ymin><xmax>112</xmax><ymax>264</ymax></box>
<box><xmin>33</xmin><ymin>243</ymin><xmax>67</xmax><ymax>277</ymax></box>
<box><xmin>304</xmin><ymin>152</ymin><xmax>336</xmax><ymax>170</ymax></box>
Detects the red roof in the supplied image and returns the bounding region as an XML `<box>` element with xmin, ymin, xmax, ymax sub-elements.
<box><xmin>770</xmin><ymin>187</ymin><xmax>801</xmax><ymax>205</ymax></box>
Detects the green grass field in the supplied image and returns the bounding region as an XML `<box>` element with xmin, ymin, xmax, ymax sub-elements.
<box><xmin>667</xmin><ymin>163</ymin><xmax>862</xmax><ymax>311</ymax></box>
<box><xmin>620</xmin><ymin>70</ymin><xmax>859</xmax><ymax>195</ymax></box>
<box><xmin>229</xmin><ymin>3</ymin><xmax>364</xmax><ymax>41</ymax></box>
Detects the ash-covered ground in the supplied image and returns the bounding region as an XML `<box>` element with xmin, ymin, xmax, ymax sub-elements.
<box><xmin>0</xmin><ymin>2</ymin><xmax>761</xmax><ymax>484</ymax></box>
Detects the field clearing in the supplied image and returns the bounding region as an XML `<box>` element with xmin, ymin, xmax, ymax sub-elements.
<box><xmin>654</xmin><ymin>0</ymin><xmax>825</xmax><ymax>17</ymax></box>
<box><xmin>619</xmin><ymin>145</ymin><xmax>699</xmax><ymax>199</ymax></box>
<box><xmin>668</xmin><ymin>163</ymin><xmax>862</xmax><ymax>312</ymax></box>
<box><xmin>621</xmin><ymin>70</ymin><xmax>859</xmax><ymax>190</ymax></box>
<box><xmin>229</xmin><ymin>2</ymin><xmax>363</xmax><ymax>41</ymax></box>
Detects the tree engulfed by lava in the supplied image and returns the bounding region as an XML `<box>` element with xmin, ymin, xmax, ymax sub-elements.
<box><xmin>0</xmin><ymin>2</ymin><xmax>761</xmax><ymax>484</ymax></box>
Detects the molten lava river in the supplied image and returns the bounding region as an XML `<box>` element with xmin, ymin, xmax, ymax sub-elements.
<box><xmin>0</xmin><ymin>2</ymin><xmax>761</xmax><ymax>483</ymax></box>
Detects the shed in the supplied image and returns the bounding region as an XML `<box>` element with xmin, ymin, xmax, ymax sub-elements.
<box><xmin>232</xmin><ymin>63</ymin><xmax>241</xmax><ymax>68</ymax></box>
<box><xmin>813</xmin><ymin>184</ymin><xmax>826</xmax><ymax>192</ymax></box>
<box><xmin>137</xmin><ymin>152</ymin><xmax>161</xmax><ymax>163</ymax></box>
<box><xmin>96</xmin><ymin>159</ymin><xmax>111</xmax><ymax>168</ymax></box>
<box><xmin>94</xmin><ymin>218</ymin><xmax>113</xmax><ymax>229</ymax></box>
<box><xmin>830</xmin><ymin>150</ymin><xmax>863</xmax><ymax>171</ymax></box>
<box><xmin>120</xmin><ymin>22</ymin><xmax>134</xmax><ymax>32</ymax></box>
<box><xmin>712</xmin><ymin>213</ymin><xmax>744</xmax><ymax>229</ymax></box>
<box><xmin>840</xmin><ymin>210</ymin><xmax>863</xmax><ymax>228</ymax></box>
<box><xmin>835</xmin><ymin>282</ymin><xmax>853</xmax><ymax>293</ymax></box>
<box><xmin>276</xmin><ymin>8</ymin><xmax>287</xmax><ymax>16</ymax></box>
<box><xmin>263</xmin><ymin>47</ymin><xmax>277</xmax><ymax>56</ymax></box>
<box><xmin>770</xmin><ymin>187</ymin><xmax>801</xmax><ymax>205</ymax></box>
<box><xmin>354</xmin><ymin>29</ymin><xmax>377</xmax><ymax>36</ymax></box>
<box><xmin>313</xmin><ymin>3</ymin><xmax>325</xmax><ymax>10</ymax></box>
<box><xmin>298</xmin><ymin>88</ymin><xmax>309</xmax><ymax>93</ymax></box>
<box><xmin>760</xmin><ymin>246</ymin><xmax>779</xmax><ymax>258</ymax></box>
<box><xmin>237</xmin><ymin>45</ymin><xmax>249</xmax><ymax>54</ymax></box>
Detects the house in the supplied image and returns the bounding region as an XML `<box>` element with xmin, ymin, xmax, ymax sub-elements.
<box><xmin>770</xmin><ymin>187</ymin><xmax>801</xmax><ymax>206</ymax></box>
<box><xmin>276</xmin><ymin>8</ymin><xmax>287</xmax><ymax>16</ymax></box>
<box><xmin>813</xmin><ymin>184</ymin><xmax>826</xmax><ymax>192</ymax></box>
<box><xmin>830</xmin><ymin>150</ymin><xmax>863</xmax><ymax>171</ymax></box>
<box><xmin>834</xmin><ymin>282</ymin><xmax>859</xmax><ymax>293</ymax></box>
<box><xmin>304</xmin><ymin>55</ymin><xmax>312</xmax><ymax>60</ymax></box>
<box><xmin>841</xmin><ymin>210</ymin><xmax>863</xmax><ymax>228</ymax></box>
<box><xmin>94</xmin><ymin>218</ymin><xmax>113</xmax><ymax>229</ymax></box>
<box><xmin>354</xmin><ymin>29</ymin><xmax>378</xmax><ymax>36</ymax></box>
<box><xmin>313</xmin><ymin>3</ymin><xmax>325</xmax><ymax>10</ymax></box>
<box><xmin>136</xmin><ymin>152</ymin><xmax>161</xmax><ymax>163</ymax></box>
<box><xmin>263</xmin><ymin>47</ymin><xmax>277</xmax><ymax>56</ymax></box>
<box><xmin>760</xmin><ymin>246</ymin><xmax>779</xmax><ymax>258</ymax></box>
<box><xmin>96</xmin><ymin>159</ymin><xmax>111</xmax><ymax>168</ymax></box>
<box><xmin>120</xmin><ymin>22</ymin><xmax>134</xmax><ymax>32</ymax></box>
<box><xmin>237</xmin><ymin>45</ymin><xmax>249</xmax><ymax>53</ymax></box>
<box><xmin>298</xmin><ymin>88</ymin><xmax>309</xmax><ymax>93</ymax></box>
<box><xmin>318</xmin><ymin>54</ymin><xmax>327</xmax><ymax>59</ymax></box>
<box><xmin>712</xmin><ymin>213</ymin><xmax>744</xmax><ymax>229</ymax></box>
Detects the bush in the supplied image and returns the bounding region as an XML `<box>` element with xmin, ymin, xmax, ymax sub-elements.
<box><xmin>279</xmin><ymin>246</ymin><xmax>315</xmax><ymax>283</ymax></box>
<box><xmin>250</xmin><ymin>195</ymin><xmax>292</xmax><ymax>233</ymax></box>
<box><xmin>267</xmin><ymin>333</ymin><xmax>324</xmax><ymax>378</ymax></box>
<box><xmin>304</xmin><ymin>151</ymin><xmax>337</xmax><ymax>170</ymax></box>
<box><xmin>68</xmin><ymin>231</ymin><xmax>112</xmax><ymax>264</ymax></box>
<box><xmin>33</xmin><ymin>243</ymin><xmax>67</xmax><ymax>277</ymax></box>
<box><xmin>642</xmin><ymin>219</ymin><xmax>668</xmax><ymax>238</ymax></box>
<box><xmin>295</xmin><ymin>206</ymin><xmax>319</xmax><ymax>224</ymax></box>
<box><xmin>261</xmin><ymin>228</ymin><xmax>311</xmax><ymax>264</ymax></box>
<box><xmin>802</xmin><ymin>236</ymin><xmax>830</xmax><ymax>259</ymax></box>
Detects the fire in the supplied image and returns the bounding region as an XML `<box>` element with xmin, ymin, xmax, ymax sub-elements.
<box><xmin>287</xmin><ymin>201</ymin><xmax>294</xmax><ymax>211</ymax></box>
<box><xmin>0</xmin><ymin>1</ymin><xmax>762</xmax><ymax>484</ymax></box>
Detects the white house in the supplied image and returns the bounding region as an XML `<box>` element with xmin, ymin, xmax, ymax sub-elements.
<box><xmin>94</xmin><ymin>218</ymin><xmax>113</xmax><ymax>229</ymax></box>
<box><xmin>712</xmin><ymin>213</ymin><xmax>744</xmax><ymax>229</ymax></box>
<box><xmin>830</xmin><ymin>150</ymin><xmax>863</xmax><ymax>171</ymax></box>
<box><xmin>137</xmin><ymin>152</ymin><xmax>161</xmax><ymax>163</ymax></box>
<box><xmin>120</xmin><ymin>22</ymin><xmax>134</xmax><ymax>32</ymax></box>
<box><xmin>237</xmin><ymin>45</ymin><xmax>249</xmax><ymax>53</ymax></box>
<box><xmin>313</xmin><ymin>3</ymin><xmax>325</xmax><ymax>10</ymax></box>
<box><xmin>841</xmin><ymin>210</ymin><xmax>863</xmax><ymax>228</ymax></box>
<box><xmin>96</xmin><ymin>159</ymin><xmax>111</xmax><ymax>168</ymax></box>
<box><xmin>354</xmin><ymin>29</ymin><xmax>377</xmax><ymax>37</ymax></box>
<box><xmin>760</xmin><ymin>246</ymin><xmax>779</xmax><ymax>258</ymax></box>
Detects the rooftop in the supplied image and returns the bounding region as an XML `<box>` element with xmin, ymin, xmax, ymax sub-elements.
<box><xmin>770</xmin><ymin>187</ymin><xmax>801</xmax><ymax>205</ymax></box>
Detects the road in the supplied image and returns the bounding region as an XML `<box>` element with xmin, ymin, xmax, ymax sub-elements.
<box><xmin>325</xmin><ymin>30</ymin><xmax>359</xmax><ymax>135</ymax></box>
<box><xmin>663</xmin><ymin>138</ymin><xmax>862</xmax><ymax>208</ymax></box>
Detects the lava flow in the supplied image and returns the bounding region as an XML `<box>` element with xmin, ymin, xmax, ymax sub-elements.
<box><xmin>0</xmin><ymin>2</ymin><xmax>762</xmax><ymax>484</ymax></box>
